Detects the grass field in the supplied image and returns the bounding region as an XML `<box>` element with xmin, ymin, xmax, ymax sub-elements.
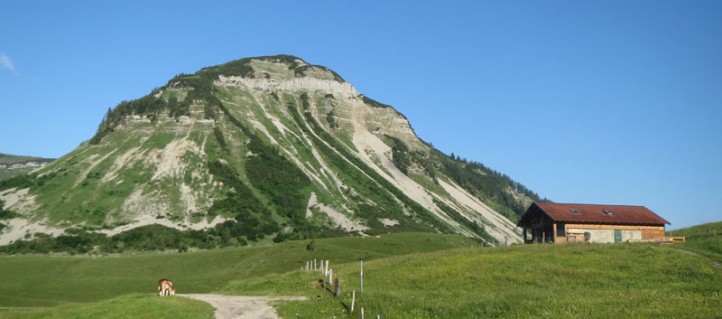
<box><xmin>0</xmin><ymin>233</ymin><xmax>474</xmax><ymax>308</ymax></box>
<box><xmin>231</xmin><ymin>243</ymin><xmax>722</xmax><ymax>319</ymax></box>
<box><xmin>0</xmin><ymin>294</ymin><xmax>213</xmax><ymax>319</ymax></box>
<box><xmin>669</xmin><ymin>221</ymin><xmax>722</xmax><ymax>264</ymax></box>
<box><xmin>1</xmin><ymin>228</ymin><xmax>721</xmax><ymax>318</ymax></box>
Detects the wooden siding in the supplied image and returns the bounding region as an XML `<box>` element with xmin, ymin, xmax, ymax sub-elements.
<box><xmin>554</xmin><ymin>223</ymin><xmax>666</xmax><ymax>243</ymax></box>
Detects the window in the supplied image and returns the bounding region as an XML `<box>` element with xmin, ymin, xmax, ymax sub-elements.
<box><xmin>557</xmin><ymin>223</ymin><xmax>566</xmax><ymax>237</ymax></box>
<box><xmin>570</xmin><ymin>208</ymin><xmax>581</xmax><ymax>215</ymax></box>
<box><xmin>603</xmin><ymin>209</ymin><xmax>614</xmax><ymax>216</ymax></box>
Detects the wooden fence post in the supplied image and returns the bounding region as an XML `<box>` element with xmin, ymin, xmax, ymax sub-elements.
<box><xmin>333</xmin><ymin>273</ymin><xmax>340</xmax><ymax>298</ymax></box>
<box><xmin>361</xmin><ymin>307</ymin><xmax>364</xmax><ymax>319</ymax></box>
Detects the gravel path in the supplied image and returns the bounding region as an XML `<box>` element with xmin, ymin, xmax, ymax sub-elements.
<box><xmin>179</xmin><ymin>294</ymin><xmax>306</xmax><ymax>319</ymax></box>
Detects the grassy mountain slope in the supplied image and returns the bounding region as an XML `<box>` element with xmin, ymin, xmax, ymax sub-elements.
<box><xmin>0</xmin><ymin>55</ymin><xmax>538</xmax><ymax>248</ymax></box>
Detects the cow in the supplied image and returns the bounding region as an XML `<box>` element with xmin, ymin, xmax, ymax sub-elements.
<box><xmin>157</xmin><ymin>279</ymin><xmax>175</xmax><ymax>296</ymax></box>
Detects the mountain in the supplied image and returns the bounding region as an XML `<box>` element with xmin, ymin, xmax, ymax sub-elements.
<box><xmin>0</xmin><ymin>55</ymin><xmax>539</xmax><ymax>248</ymax></box>
<box><xmin>0</xmin><ymin>154</ymin><xmax>53</xmax><ymax>181</ymax></box>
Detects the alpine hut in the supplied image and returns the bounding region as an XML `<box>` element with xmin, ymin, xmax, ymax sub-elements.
<box><xmin>518</xmin><ymin>202</ymin><xmax>670</xmax><ymax>244</ymax></box>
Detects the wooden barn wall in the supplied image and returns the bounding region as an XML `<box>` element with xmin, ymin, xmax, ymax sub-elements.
<box><xmin>557</xmin><ymin>223</ymin><xmax>666</xmax><ymax>243</ymax></box>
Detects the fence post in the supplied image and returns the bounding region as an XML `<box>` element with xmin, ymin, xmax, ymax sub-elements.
<box><xmin>361</xmin><ymin>307</ymin><xmax>364</xmax><ymax>319</ymax></box>
<box><xmin>351</xmin><ymin>290</ymin><xmax>356</xmax><ymax>313</ymax></box>
<box><xmin>334</xmin><ymin>273</ymin><xmax>340</xmax><ymax>298</ymax></box>
<box><xmin>360</xmin><ymin>258</ymin><xmax>364</xmax><ymax>293</ymax></box>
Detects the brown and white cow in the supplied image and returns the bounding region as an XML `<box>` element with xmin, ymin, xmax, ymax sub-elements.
<box><xmin>157</xmin><ymin>279</ymin><xmax>175</xmax><ymax>296</ymax></box>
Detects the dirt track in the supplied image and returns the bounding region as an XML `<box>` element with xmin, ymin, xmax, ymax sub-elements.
<box><xmin>180</xmin><ymin>294</ymin><xmax>306</xmax><ymax>319</ymax></box>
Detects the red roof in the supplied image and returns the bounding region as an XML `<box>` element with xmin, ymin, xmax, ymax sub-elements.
<box><xmin>530</xmin><ymin>202</ymin><xmax>670</xmax><ymax>226</ymax></box>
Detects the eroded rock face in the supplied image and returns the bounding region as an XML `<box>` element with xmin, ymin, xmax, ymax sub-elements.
<box><xmin>217</xmin><ymin>75</ymin><xmax>359</xmax><ymax>96</ymax></box>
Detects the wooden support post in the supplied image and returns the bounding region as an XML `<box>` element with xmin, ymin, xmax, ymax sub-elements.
<box><xmin>333</xmin><ymin>273</ymin><xmax>340</xmax><ymax>298</ymax></box>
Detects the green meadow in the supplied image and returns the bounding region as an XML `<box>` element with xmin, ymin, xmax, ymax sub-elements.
<box><xmin>0</xmin><ymin>295</ymin><xmax>213</xmax><ymax>319</ymax></box>
<box><xmin>669</xmin><ymin>221</ymin><xmax>722</xmax><ymax>264</ymax></box>
<box><xmin>0</xmin><ymin>233</ymin><xmax>473</xmax><ymax>314</ymax></box>
<box><xmin>267</xmin><ymin>244</ymin><xmax>721</xmax><ymax>319</ymax></box>
<box><xmin>1</xmin><ymin>227</ymin><xmax>721</xmax><ymax>318</ymax></box>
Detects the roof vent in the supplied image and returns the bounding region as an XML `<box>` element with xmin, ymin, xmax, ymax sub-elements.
<box><xmin>603</xmin><ymin>209</ymin><xmax>614</xmax><ymax>216</ymax></box>
<box><xmin>570</xmin><ymin>208</ymin><xmax>581</xmax><ymax>215</ymax></box>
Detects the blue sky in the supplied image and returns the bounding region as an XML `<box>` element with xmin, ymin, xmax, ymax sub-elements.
<box><xmin>1</xmin><ymin>1</ymin><xmax>720</xmax><ymax>229</ymax></box>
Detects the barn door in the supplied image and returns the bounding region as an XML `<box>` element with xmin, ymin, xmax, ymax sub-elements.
<box><xmin>614</xmin><ymin>229</ymin><xmax>623</xmax><ymax>243</ymax></box>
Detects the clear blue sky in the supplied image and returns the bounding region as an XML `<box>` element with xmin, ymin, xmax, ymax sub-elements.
<box><xmin>1</xmin><ymin>1</ymin><xmax>720</xmax><ymax>229</ymax></box>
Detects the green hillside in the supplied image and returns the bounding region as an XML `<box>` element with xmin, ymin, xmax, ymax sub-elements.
<box><xmin>0</xmin><ymin>153</ymin><xmax>53</xmax><ymax>181</ymax></box>
<box><xmin>669</xmin><ymin>221</ymin><xmax>722</xmax><ymax>263</ymax></box>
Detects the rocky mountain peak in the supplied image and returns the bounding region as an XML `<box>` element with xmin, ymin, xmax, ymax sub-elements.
<box><xmin>0</xmin><ymin>55</ymin><xmax>539</xmax><ymax>250</ymax></box>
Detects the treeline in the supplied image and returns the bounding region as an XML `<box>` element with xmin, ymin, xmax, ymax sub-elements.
<box><xmin>0</xmin><ymin>221</ymin><xmax>293</xmax><ymax>255</ymax></box>
<box><xmin>89</xmin><ymin>93</ymin><xmax>192</xmax><ymax>145</ymax></box>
